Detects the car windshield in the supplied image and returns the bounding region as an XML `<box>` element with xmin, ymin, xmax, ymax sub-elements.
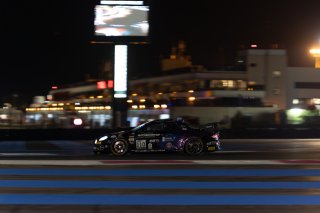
<box><xmin>131</xmin><ymin>121</ymin><xmax>151</xmax><ymax>132</ymax></box>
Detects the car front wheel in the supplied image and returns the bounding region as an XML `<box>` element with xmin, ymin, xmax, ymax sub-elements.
<box><xmin>110</xmin><ymin>139</ymin><xmax>129</xmax><ymax>156</ymax></box>
<box><xmin>184</xmin><ymin>137</ymin><xmax>204</xmax><ymax>156</ymax></box>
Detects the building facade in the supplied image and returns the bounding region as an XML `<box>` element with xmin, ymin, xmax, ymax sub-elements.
<box><xmin>130</xmin><ymin>49</ymin><xmax>288</xmax><ymax>109</ymax></box>
<box><xmin>23</xmin><ymin>48</ymin><xmax>320</xmax><ymax>128</ymax></box>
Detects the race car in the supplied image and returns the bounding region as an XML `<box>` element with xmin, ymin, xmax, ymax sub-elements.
<box><xmin>93</xmin><ymin>118</ymin><xmax>222</xmax><ymax>156</ymax></box>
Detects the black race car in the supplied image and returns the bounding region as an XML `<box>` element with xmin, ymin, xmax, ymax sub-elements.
<box><xmin>93</xmin><ymin>118</ymin><xmax>222</xmax><ymax>156</ymax></box>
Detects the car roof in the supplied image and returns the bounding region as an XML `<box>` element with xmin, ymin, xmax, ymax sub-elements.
<box><xmin>151</xmin><ymin>119</ymin><xmax>175</xmax><ymax>123</ymax></box>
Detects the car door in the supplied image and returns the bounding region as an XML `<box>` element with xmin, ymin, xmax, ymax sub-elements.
<box><xmin>134</xmin><ymin>121</ymin><xmax>164</xmax><ymax>151</ymax></box>
<box><xmin>161</xmin><ymin>121</ymin><xmax>183</xmax><ymax>151</ymax></box>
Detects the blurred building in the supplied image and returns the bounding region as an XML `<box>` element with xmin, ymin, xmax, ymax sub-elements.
<box><xmin>25</xmin><ymin>80</ymin><xmax>114</xmax><ymax>128</ymax></box>
<box><xmin>24</xmin><ymin>46</ymin><xmax>320</xmax><ymax>128</ymax></box>
<box><xmin>129</xmin><ymin>47</ymin><xmax>320</xmax><ymax>126</ymax></box>
<box><xmin>133</xmin><ymin>47</ymin><xmax>320</xmax><ymax>106</ymax></box>
<box><xmin>128</xmin><ymin>48</ymin><xmax>284</xmax><ymax>126</ymax></box>
<box><xmin>0</xmin><ymin>103</ymin><xmax>24</xmax><ymax>128</ymax></box>
<box><xmin>287</xmin><ymin>67</ymin><xmax>320</xmax><ymax>109</ymax></box>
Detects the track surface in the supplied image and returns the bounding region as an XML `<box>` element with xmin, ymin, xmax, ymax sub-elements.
<box><xmin>0</xmin><ymin>139</ymin><xmax>320</xmax><ymax>212</ymax></box>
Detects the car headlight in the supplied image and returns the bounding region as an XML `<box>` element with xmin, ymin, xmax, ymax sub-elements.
<box><xmin>99</xmin><ymin>136</ymin><xmax>108</xmax><ymax>141</ymax></box>
<box><xmin>94</xmin><ymin>139</ymin><xmax>101</xmax><ymax>145</ymax></box>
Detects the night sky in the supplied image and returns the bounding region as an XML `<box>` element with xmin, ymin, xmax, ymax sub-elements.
<box><xmin>1</xmin><ymin>0</ymin><xmax>320</xmax><ymax>105</ymax></box>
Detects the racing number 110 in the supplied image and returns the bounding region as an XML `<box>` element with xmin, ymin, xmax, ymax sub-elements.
<box><xmin>136</xmin><ymin>140</ymin><xmax>147</xmax><ymax>149</ymax></box>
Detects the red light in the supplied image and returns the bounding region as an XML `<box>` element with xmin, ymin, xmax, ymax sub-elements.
<box><xmin>97</xmin><ymin>81</ymin><xmax>107</xmax><ymax>89</ymax></box>
<box><xmin>250</xmin><ymin>44</ymin><xmax>258</xmax><ymax>48</ymax></box>
<box><xmin>107</xmin><ymin>80</ymin><xmax>114</xmax><ymax>89</ymax></box>
<box><xmin>51</xmin><ymin>86</ymin><xmax>58</xmax><ymax>90</ymax></box>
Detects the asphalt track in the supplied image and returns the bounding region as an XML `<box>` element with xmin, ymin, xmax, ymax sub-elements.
<box><xmin>1</xmin><ymin>139</ymin><xmax>320</xmax><ymax>212</ymax></box>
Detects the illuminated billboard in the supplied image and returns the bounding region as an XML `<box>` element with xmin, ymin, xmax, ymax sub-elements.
<box><xmin>94</xmin><ymin>4</ymin><xmax>149</xmax><ymax>37</ymax></box>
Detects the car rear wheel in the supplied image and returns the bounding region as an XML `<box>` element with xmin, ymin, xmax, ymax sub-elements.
<box><xmin>110</xmin><ymin>139</ymin><xmax>129</xmax><ymax>156</ymax></box>
<box><xmin>184</xmin><ymin>137</ymin><xmax>204</xmax><ymax>156</ymax></box>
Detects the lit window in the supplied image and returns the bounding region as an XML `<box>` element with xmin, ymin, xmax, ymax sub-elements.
<box><xmin>221</xmin><ymin>80</ymin><xmax>234</xmax><ymax>88</ymax></box>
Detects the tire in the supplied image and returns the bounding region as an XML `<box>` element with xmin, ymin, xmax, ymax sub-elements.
<box><xmin>110</xmin><ymin>139</ymin><xmax>129</xmax><ymax>156</ymax></box>
<box><xmin>184</xmin><ymin>137</ymin><xmax>204</xmax><ymax>156</ymax></box>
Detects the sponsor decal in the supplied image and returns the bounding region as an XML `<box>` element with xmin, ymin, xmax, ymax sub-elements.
<box><xmin>165</xmin><ymin>142</ymin><xmax>173</xmax><ymax>150</ymax></box>
<box><xmin>162</xmin><ymin>137</ymin><xmax>174</xmax><ymax>142</ymax></box>
<box><xmin>138</xmin><ymin>133</ymin><xmax>161</xmax><ymax>138</ymax></box>
<box><xmin>129</xmin><ymin>136</ymin><xmax>135</xmax><ymax>144</ymax></box>
<box><xmin>208</xmin><ymin>146</ymin><xmax>216</xmax><ymax>151</ymax></box>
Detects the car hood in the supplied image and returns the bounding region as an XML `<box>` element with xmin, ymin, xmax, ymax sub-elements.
<box><xmin>106</xmin><ymin>130</ymin><xmax>127</xmax><ymax>138</ymax></box>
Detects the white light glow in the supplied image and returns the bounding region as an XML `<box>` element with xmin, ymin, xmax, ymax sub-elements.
<box><xmin>160</xmin><ymin>114</ymin><xmax>170</xmax><ymax>119</ymax></box>
<box><xmin>310</xmin><ymin>48</ymin><xmax>320</xmax><ymax>56</ymax></box>
<box><xmin>288</xmin><ymin>108</ymin><xmax>304</xmax><ymax>117</ymax></box>
<box><xmin>114</xmin><ymin>45</ymin><xmax>128</xmax><ymax>98</ymax></box>
<box><xmin>312</xmin><ymin>98</ymin><xmax>320</xmax><ymax>105</ymax></box>
<box><xmin>114</xmin><ymin>93</ymin><xmax>127</xmax><ymax>98</ymax></box>
<box><xmin>161</xmin><ymin>104</ymin><xmax>167</xmax><ymax>109</ymax></box>
<box><xmin>73</xmin><ymin>118</ymin><xmax>83</xmax><ymax>126</ymax></box>
<box><xmin>100</xmin><ymin>1</ymin><xmax>144</xmax><ymax>5</ymax></box>
<box><xmin>0</xmin><ymin>114</ymin><xmax>8</xmax><ymax>119</ymax></box>
<box><xmin>292</xmin><ymin>99</ymin><xmax>299</xmax><ymax>104</ymax></box>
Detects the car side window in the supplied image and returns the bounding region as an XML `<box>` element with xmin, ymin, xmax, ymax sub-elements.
<box><xmin>146</xmin><ymin>123</ymin><xmax>164</xmax><ymax>131</ymax></box>
<box><xmin>164</xmin><ymin>122</ymin><xmax>180</xmax><ymax>131</ymax></box>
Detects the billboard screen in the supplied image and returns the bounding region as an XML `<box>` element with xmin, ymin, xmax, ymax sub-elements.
<box><xmin>94</xmin><ymin>5</ymin><xmax>149</xmax><ymax>37</ymax></box>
